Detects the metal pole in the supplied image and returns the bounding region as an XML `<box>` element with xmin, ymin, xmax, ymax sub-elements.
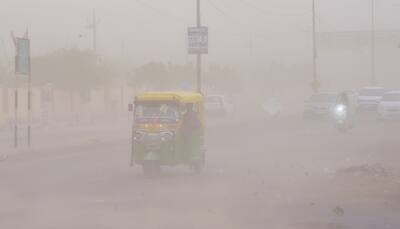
<box><xmin>371</xmin><ymin>0</ymin><xmax>376</xmax><ymax>86</ymax></box>
<box><xmin>196</xmin><ymin>0</ymin><xmax>202</xmax><ymax>93</ymax></box>
<box><xmin>14</xmin><ymin>72</ymin><xmax>18</xmax><ymax>148</ymax></box>
<box><xmin>312</xmin><ymin>0</ymin><xmax>318</xmax><ymax>93</ymax></box>
<box><xmin>1</xmin><ymin>39</ymin><xmax>10</xmax><ymax>114</ymax></box>
<box><xmin>130</xmin><ymin>124</ymin><xmax>135</xmax><ymax>167</ymax></box>
<box><xmin>27</xmin><ymin>62</ymin><xmax>31</xmax><ymax>147</ymax></box>
<box><xmin>93</xmin><ymin>9</ymin><xmax>97</xmax><ymax>55</ymax></box>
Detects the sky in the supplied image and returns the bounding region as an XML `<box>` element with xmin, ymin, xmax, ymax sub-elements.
<box><xmin>1</xmin><ymin>0</ymin><xmax>400</xmax><ymax>66</ymax></box>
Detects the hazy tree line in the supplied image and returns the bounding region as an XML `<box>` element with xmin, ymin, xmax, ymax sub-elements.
<box><xmin>0</xmin><ymin>48</ymin><xmax>245</xmax><ymax>94</ymax></box>
<box><xmin>0</xmin><ymin>47</ymin><xmax>316</xmax><ymax>110</ymax></box>
<box><xmin>0</xmin><ymin>48</ymin><xmax>245</xmax><ymax>118</ymax></box>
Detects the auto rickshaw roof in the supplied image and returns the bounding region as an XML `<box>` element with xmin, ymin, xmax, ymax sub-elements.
<box><xmin>135</xmin><ymin>91</ymin><xmax>203</xmax><ymax>103</ymax></box>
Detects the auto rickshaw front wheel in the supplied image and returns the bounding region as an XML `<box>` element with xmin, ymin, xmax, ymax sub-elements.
<box><xmin>142</xmin><ymin>161</ymin><xmax>161</xmax><ymax>178</ymax></box>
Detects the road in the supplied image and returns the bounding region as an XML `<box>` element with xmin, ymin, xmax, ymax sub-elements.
<box><xmin>0</xmin><ymin>115</ymin><xmax>399</xmax><ymax>229</ymax></box>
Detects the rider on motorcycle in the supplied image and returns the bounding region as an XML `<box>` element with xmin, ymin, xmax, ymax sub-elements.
<box><xmin>334</xmin><ymin>92</ymin><xmax>357</xmax><ymax>129</ymax></box>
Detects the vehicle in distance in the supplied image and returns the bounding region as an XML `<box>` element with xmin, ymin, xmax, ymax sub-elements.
<box><xmin>131</xmin><ymin>92</ymin><xmax>206</xmax><ymax>177</ymax></box>
<box><xmin>303</xmin><ymin>92</ymin><xmax>337</xmax><ymax>119</ymax></box>
<box><xmin>357</xmin><ymin>86</ymin><xmax>385</xmax><ymax>111</ymax></box>
<box><xmin>262</xmin><ymin>97</ymin><xmax>282</xmax><ymax>119</ymax></box>
<box><xmin>204</xmin><ymin>94</ymin><xmax>234</xmax><ymax>116</ymax></box>
<box><xmin>378</xmin><ymin>91</ymin><xmax>400</xmax><ymax>119</ymax></box>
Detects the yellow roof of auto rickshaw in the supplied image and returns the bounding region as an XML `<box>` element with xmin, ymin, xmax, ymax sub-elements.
<box><xmin>135</xmin><ymin>91</ymin><xmax>204</xmax><ymax>103</ymax></box>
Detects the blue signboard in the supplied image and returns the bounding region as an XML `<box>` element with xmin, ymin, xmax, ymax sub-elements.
<box><xmin>15</xmin><ymin>38</ymin><xmax>30</xmax><ymax>75</ymax></box>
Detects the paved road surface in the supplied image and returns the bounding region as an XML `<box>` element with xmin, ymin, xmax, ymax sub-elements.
<box><xmin>1</xmin><ymin>116</ymin><xmax>399</xmax><ymax>229</ymax></box>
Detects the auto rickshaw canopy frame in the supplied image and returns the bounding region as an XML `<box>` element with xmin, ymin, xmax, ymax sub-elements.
<box><xmin>135</xmin><ymin>91</ymin><xmax>204</xmax><ymax>104</ymax></box>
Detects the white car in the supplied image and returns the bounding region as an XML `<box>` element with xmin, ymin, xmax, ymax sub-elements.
<box><xmin>357</xmin><ymin>87</ymin><xmax>385</xmax><ymax>111</ymax></box>
<box><xmin>378</xmin><ymin>91</ymin><xmax>400</xmax><ymax>119</ymax></box>
<box><xmin>205</xmin><ymin>95</ymin><xmax>234</xmax><ymax>116</ymax></box>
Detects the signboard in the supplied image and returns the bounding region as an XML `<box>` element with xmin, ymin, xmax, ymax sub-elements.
<box><xmin>188</xmin><ymin>26</ymin><xmax>208</xmax><ymax>54</ymax></box>
<box><xmin>15</xmin><ymin>38</ymin><xmax>30</xmax><ymax>75</ymax></box>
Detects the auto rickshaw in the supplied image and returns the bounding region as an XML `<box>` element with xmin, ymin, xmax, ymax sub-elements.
<box><xmin>130</xmin><ymin>92</ymin><xmax>206</xmax><ymax>177</ymax></box>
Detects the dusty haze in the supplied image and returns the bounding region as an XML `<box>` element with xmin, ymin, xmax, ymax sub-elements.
<box><xmin>1</xmin><ymin>1</ymin><xmax>400</xmax><ymax>229</ymax></box>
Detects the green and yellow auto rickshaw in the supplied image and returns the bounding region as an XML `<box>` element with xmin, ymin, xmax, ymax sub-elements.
<box><xmin>130</xmin><ymin>92</ymin><xmax>206</xmax><ymax>177</ymax></box>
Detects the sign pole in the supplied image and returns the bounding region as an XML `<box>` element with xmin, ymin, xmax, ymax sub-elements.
<box><xmin>196</xmin><ymin>0</ymin><xmax>202</xmax><ymax>93</ymax></box>
<box><xmin>196</xmin><ymin>55</ymin><xmax>201</xmax><ymax>93</ymax></box>
<box><xmin>14</xmin><ymin>36</ymin><xmax>31</xmax><ymax>148</ymax></box>
<box><xmin>14</xmin><ymin>72</ymin><xmax>18</xmax><ymax>148</ymax></box>
<box><xmin>311</xmin><ymin>0</ymin><xmax>319</xmax><ymax>94</ymax></box>
<box><xmin>370</xmin><ymin>0</ymin><xmax>376</xmax><ymax>86</ymax></box>
<box><xmin>27</xmin><ymin>61</ymin><xmax>31</xmax><ymax>147</ymax></box>
<box><xmin>188</xmin><ymin>1</ymin><xmax>207</xmax><ymax>93</ymax></box>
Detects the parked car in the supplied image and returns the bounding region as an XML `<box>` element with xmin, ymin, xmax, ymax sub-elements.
<box><xmin>205</xmin><ymin>95</ymin><xmax>235</xmax><ymax>116</ymax></box>
<box><xmin>303</xmin><ymin>92</ymin><xmax>337</xmax><ymax>119</ymax></box>
<box><xmin>378</xmin><ymin>91</ymin><xmax>400</xmax><ymax>119</ymax></box>
<box><xmin>357</xmin><ymin>87</ymin><xmax>385</xmax><ymax>111</ymax></box>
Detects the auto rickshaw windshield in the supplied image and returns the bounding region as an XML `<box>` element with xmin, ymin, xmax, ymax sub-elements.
<box><xmin>135</xmin><ymin>102</ymin><xmax>179</xmax><ymax>122</ymax></box>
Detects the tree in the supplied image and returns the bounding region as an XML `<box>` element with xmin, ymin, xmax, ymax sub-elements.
<box><xmin>130</xmin><ymin>62</ymin><xmax>168</xmax><ymax>90</ymax></box>
<box><xmin>32</xmin><ymin>48</ymin><xmax>114</xmax><ymax>91</ymax></box>
<box><xmin>129</xmin><ymin>62</ymin><xmax>242</xmax><ymax>93</ymax></box>
<box><xmin>204</xmin><ymin>64</ymin><xmax>243</xmax><ymax>94</ymax></box>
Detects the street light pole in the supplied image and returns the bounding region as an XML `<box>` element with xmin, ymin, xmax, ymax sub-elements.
<box><xmin>196</xmin><ymin>0</ymin><xmax>202</xmax><ymax>93</ymax></box>
<box><xmin>27</xmin><ymin>48</ymin><xmax>31</xmax><ymax>147</ymax></box>
<box><xmin>311</xmin><ymin>0</ymin><xmax>319</xmax><ymax>93</ymax></box>
<box><xmin>92</xmin><ymin>9</ymin><xmax>97</xmax><ymax>55</ymax></box>
<box><xmin>13</xmin><ymin>72</ymin><xmax>18</xmax><ymax>148</ymax></box>
<box><xmin>371</xmin><ymin>0</ymin><xmax>376</xmax><ymax>86</ymax></box>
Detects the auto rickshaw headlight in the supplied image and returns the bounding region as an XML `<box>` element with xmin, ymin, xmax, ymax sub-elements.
<box><xmin>134</xmin><ymin>130</ymin><xmax>145</xmax><ymax>141</ymax></box>
<box><xmin>160</xmin><ymin>131</ymin><xmax>174</xmax><ymax>142</ymax></box>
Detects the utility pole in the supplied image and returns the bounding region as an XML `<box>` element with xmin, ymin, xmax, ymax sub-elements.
<box><xmin>87</xmin><ymin>9</ymin><xmax>98</xmax><ymax>55</ymax></box>
<box><xmin>1</xmin><ymin>39</ymin><xmax>9</xmax><ymax>114</ymax></box>
<box><xmin>14</xmin><ymin>72</ymin><xmax>18</xmax><ymax>148</ymax></box>
<box><xmin>188</xmin><ymin>0</ymin><xmax>207</xmax><ymax>93</ymax></box>
<box><xmin>10</xmin><ymin>32</ymin><xmax>18</xmax><ymax>148</ymax></box>
<box><xmin>27</xmin><ymin>44</ymin><xmax>31</xmax><ymax>147</ymax></box>
<box><xmin>196</xmin><ymin>0</ymin><xmax>202</xmax><ymax>93</ymax></box>
<box><xmin>370</xmin><ymin>0</ymin><xmax>376</xmax><ymax>86</ymax></box>
<box><xmin>92</xmin><ymin>9</ymin><xmax>97</xmax><ymax>55</ymax></box>
<box><xmin>311</xmin><ymin>0</ymin><xmax>320</xmax><ymax>93</ymax></box>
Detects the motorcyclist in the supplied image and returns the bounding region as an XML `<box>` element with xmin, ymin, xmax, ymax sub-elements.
<box><xmin>334</xmin><ymin>92</ymin><xmax>356</xmax><ymax>127</ymax></box>
<box><xmin>337</xmin><ymin>93</ymin><xmax>349</xmax><ymax>107</ymax></box>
